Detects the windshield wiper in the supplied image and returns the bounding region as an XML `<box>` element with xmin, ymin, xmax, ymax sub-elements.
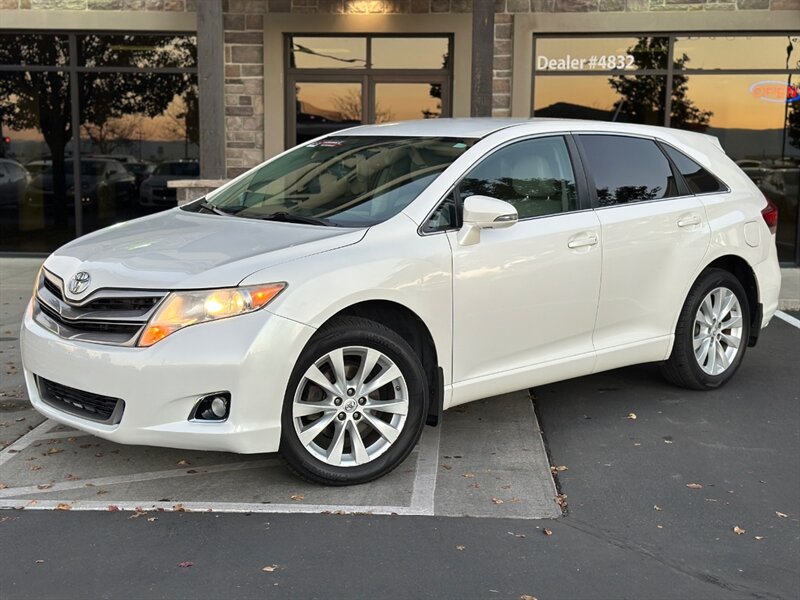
<box><xmin>197</xmin><ymin>200</ymin><xmax>229</xmax><ymax>216</ymax></box>
<box><xmin>250</xmin><ymin>211</ymin><xmax>333</xmax><ymax>227</ymax></box>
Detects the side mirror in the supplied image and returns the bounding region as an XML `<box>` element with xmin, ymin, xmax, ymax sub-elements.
<box><xmin>458</xmin><ymin>195</ymin><xmax>518</xmax><ymax>246</ymax></box>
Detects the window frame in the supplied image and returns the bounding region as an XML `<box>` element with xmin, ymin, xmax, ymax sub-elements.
<box><xmin>284</xmin><ymin>33</ymin><xmax>454</xmax><ymax>148</ymax></box>
<box><xmin>419</xmin><ymin>133</ymin><xmax>592</xmax><ymax>236</ymax></box>
<box><xmin>656</xmin><ymin>139</ymin><xmax>731</xmax><ymax>197</ymax></box>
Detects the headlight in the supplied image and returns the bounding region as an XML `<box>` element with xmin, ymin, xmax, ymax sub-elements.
<box><xmin>138</xmin><ymin>283</ymin><xmax>286</xmax><ymax>347</ymax></box>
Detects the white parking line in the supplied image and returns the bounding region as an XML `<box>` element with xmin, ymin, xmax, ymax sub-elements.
<box><xmin>0</xmin><ymin>420</ymin><xmax>53</xmax><ymax>467</ymax></box>
<box><xmin>409</xmin><ymin>426</ymin><xmax>441</xmax><ymax>515</ymax></box>
<box><xmin>0</xmin><ymin>459</ymin><xmax>278</xmax><ymax>500</ymax></box>
<box><xmin>4</xmin><ymin>499</ymin><xmax>424</xmax><ymax>516</ymax></box>
<box><xmin>775</xmin><ymin>310</ymin><xmax>800</xmax><ymax>330</ymax></box>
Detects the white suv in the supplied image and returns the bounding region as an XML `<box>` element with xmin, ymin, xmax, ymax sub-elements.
<box><xmin>21</xmin><ymin>119</ymin><xmax>782</xmax><ymax>485</ymax></box>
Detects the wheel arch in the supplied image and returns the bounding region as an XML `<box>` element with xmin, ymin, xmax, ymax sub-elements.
<box><xmin>688</xmin><ymin>254</ymin><xmax>761</xmax><ymax>347</ymax></box>
<box><xmin>320</xmin><ymin>299</ymin><xmax>444</xmax><ymax>427</ymax></box>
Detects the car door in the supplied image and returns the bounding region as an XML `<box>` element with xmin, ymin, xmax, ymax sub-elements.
<box><xmin>576</xmin><ymin>134</ymin><xmax>711</xmax><ymax>367</ymax></box>
<box><xmin>442</xmin><ymin>135</ymin><xmax>602</xmax><ymax>395</ymax></box>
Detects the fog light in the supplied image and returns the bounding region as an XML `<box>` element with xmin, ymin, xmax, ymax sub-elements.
<box><xmin>191</xmin><ymin>392</ymin><xmax>231</xmax><ymax>422</ymax></box>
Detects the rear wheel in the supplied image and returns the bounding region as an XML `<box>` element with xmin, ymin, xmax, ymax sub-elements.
<box><xmin>279</xmin><ymin>316</ymin><xmax>428</xmax><ymax>485</ymax></box>
<box><xmin>662</xmin><ymin>268</ymin><xmax>750</xmax><ymax>390</ymax></box>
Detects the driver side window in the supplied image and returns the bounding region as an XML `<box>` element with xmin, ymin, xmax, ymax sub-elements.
<box><xmin>460</xmin><ymin>136</ymin><xmax>578</xmax><ymax>220</ymax></box>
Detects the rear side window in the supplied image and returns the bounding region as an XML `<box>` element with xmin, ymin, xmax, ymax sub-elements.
<box><xmin>661</xmin><ymin>144</ymin><xmax>726</xmax><ymax>195</ymax></box>
<box><xmin>579</xmin><ymin>135</ymin><xmax>680</xmax><ymax>207</ymax></box>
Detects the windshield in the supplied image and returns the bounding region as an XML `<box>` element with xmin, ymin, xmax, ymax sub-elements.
<box><xmin>154</xmin><ymin>162</ymin><xmax>199</xmax><ymax>176</ymax></box>
<box><xmin>186</xmin><ymin>136</ymin><xmax>475</xmax><ymax>227</ymax></box>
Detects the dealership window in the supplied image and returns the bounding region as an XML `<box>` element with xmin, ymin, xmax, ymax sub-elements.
<box><xmin>285</xmin><ymin>35</ymin><xmax>452</xmax><ymax>147</ymax></box>
<box><xmin>0</xmin><ymin>32</ymin><xmax>198</xmax><ymax>253</ymax></box>
<box><xmin>531</xmin><ymin>33</ymin><xmax>800</xmax><ymax>265</ymax></box>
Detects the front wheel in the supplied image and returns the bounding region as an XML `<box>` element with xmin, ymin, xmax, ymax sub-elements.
<box><xmin>279</xmin><ymin>316</ymin><xmax>428</xmax><ymax>485</ymax></box>
<box><xmin>661</xmin><ymin>268</ymin><xmax>750</xmax><ymax>390</ymax></box>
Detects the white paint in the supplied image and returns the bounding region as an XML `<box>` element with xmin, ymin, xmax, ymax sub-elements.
<box><xmin>775</xmin><ymin>310</ymin><xmax>800</xmax><ymax>330</ymax></box>
<box><xmin>0</xmin><ymin>420</ymin><xmax>53</xmax><ymax>467</ymax></box>
<box><xmin>408</xmin><ymin>426</ymin><xmax>441</xmax><ymax>514</ymax></box>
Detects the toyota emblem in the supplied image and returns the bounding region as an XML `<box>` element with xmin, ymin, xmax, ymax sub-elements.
<box><xmin>69</xmin><ymin>271</ymin><xmax>91</xmax><ymax>295</ymax></box>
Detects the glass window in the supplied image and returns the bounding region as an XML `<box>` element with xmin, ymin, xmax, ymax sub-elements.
<box><xmin>194</xmin><ymin>136</ymin><xmax>475</xmax><ymax>228</ymax></box>
<box><xmin>374</xmin><ymin>83</ymin><xmax>443</xmax><ymax>122</ymax></box>
<box><xmin>79</xmin><ymin>72</ymin><xmax>199</xmax><ymax>232</ymax></box>
<box><xmin>459</xmin><ymin>136</ymin><xmax>579</xmax><ymax>219</ymax></box>
<box><xmin>535</xmin><ymin>37</ymin><xmax>670</xmax><ymax>72</ymax></box>
<box><xmin>78</xmin><ymin>34</ymin><xmax>197</xmax><ymax>69</ymax></box>
<box><xmin>371</xmin><ymin>38</ymin><xmax>449</xmax><ymax>70</ymax></box>
<box><xmin>0</xmin><ymin>34</ymin><xmax>69</xmax><ymax>66</ymax></box>
<box><xmin>290</xmin><ymin>37</ymin><xmax>367</xmax><ymax>69</ymax></box>
<box><xmin>0</xmin><ymin>71</ymin><xmax>75</xmax><ymax>252</ymax></box>
<box><xmin>422</xmin><ymin>191</ymin><xmax>458</xmax><ymax>233</ymax></box>
<box><xmin>673</xmin><ymin>35</ymin><xmax>800</xmax><ymax>71</ymax></box>
<box><xmin>661</xmin><ymin>143</ymin><xmax>726</xmax><ymax>195</ymax></box>
<box><xmin>294</xmin><ymin>82</ymin><xmax>363</xmax><ymax>145</ymax></box>
<box><xmin>533</xmin><ymin>75</ymin><xmax>668</xmax><ymax>125</ymax></box>
<box><xmin>579</xmin><ymin>135</ymin><xmax>680</xmax><ymax>206</ymax></box>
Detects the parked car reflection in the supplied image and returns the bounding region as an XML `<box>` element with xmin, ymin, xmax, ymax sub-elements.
<box><xmin>760</xmin><ymin>167</ymin><xmax>799</xmax><ymax>263</ymax></box>
<box><xmin>139</xmin><ymin>159</ymin><xmax>199</xmax><ymax>208</ymax></box>
<box><xmin>25</xmin><ymin>158</ymin><xmax>136</xmax><ymax>211</ymax></box>
<box><xmin>0</xmin><ymin>158</ymin><xmax>30</xmax><ymax>211</ymax></box>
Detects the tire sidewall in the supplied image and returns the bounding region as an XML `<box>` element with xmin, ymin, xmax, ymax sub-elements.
<box><xmin>680</xmin><ymin>270</ymin><xmax>751</xmax><ymax>389</ymax></box>
<box><xmin>279</xmin><ymin>321</ymin><xmax>428</xmax><ymax>485</ymax></box>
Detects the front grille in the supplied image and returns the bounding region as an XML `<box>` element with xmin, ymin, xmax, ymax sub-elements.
<box><xmin>34</xmin><ymin>270</ymin><xmax>167</xmax><ymax>346</ymax></box>
<box><xmin>37</xmin><ymin>376</ymin><xmax>124</xmax><ymax>424</ymax></box>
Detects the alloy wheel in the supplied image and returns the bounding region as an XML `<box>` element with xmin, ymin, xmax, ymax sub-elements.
<box><xmin>292</xmin><ymin>346</ymin><xmax>409</xmax><ymax>467</ymax></box>
<box><xmin>692</xmin><ymin>286</ymin><xmax>744</xmax><ymax>376</ymax></box>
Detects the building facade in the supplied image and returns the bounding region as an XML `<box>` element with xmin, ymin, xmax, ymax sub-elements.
<box><xmin>0</xmin><ymin>0</ymin><xmax>798</xmax><ymax>263</ymax></box>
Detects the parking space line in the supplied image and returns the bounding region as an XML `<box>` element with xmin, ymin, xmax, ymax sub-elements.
<box><xmin>34</xmin><ymin>430</ymin><xmax>91</xmax><ymax>441</ymax></box>
<box><xmin>4</xmin><ymin>499</ymin><xmax>423</xmax><ymax>515</ymax></box>
<box><xmin>408</xmin><ymin>426</ymin><xmax>441</xmax><ymax>515</ymax></box>
<box><xmin>775</xmin><ymin>310</ymin><xmax>800</xmax><ymax>330</ymax></box>
<box><xmin>0</xmin><ymin>420</ymin><xmax>53</xmax><ymax>467</ymax></box>
<box><xmin>0</xmin><ymin>459</ymin><xmax>278</xmax><ymax>500</ymax></box>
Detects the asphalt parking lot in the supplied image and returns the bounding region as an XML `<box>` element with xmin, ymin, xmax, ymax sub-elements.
<box><xmin>1</xmin><ymin>257</ymin><xmax>798</xmax><ymax>599</ymax></box>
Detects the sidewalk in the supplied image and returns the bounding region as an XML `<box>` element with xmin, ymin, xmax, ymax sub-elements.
<box><xmin>780</xmin><ymin>268</ymin><xmax>800</xmax><ymax>311</ymax></box>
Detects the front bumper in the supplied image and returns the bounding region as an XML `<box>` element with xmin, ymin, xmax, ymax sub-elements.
<box><xmin>21</xmin><ymin>301</ymin><xmax>316</xmax><ymax>454</ymax></box>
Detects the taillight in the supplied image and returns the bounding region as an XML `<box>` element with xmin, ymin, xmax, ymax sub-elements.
<box><xmin>761</xmin><ymin>198</ymin><xmax>778</xmax><ymax>235</ymax></box>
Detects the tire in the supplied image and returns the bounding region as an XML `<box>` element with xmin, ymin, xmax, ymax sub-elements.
<box><xmin>279</xmin><ymin>316</ymin><xmax>429</xmax><ymax>485</ymax></box>
<box><xmin>661</xmin><ymin>268</ymin><xmax>751</xmax><ymax>390</ymax></box>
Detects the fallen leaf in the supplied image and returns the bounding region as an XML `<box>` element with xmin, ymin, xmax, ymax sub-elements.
<box><xmin>554</xmin><ymin>494</ymin><xmax>568</xmax><ymax>509</ymax></box>
<box><xmin>176</xmin><ymin>459</ymin><xmax>190</xmax><ymax>466</ymax></box>
<box><xmin>543</xmin><ymin>528</ymin><xmax>553</xmax><ymax>536</ymax></box>
<box><xmin>754</xmin><ymin>536</ymin><xmax>765</xmax><ymax>541</ymax></box>
<box><xmin>178</xmin><ymin>561</ymin><xmax>193</xmax><ymax>568</ymax></box>
<box><xmin>441</xmin><ymin>463</ymin><xmax>453</xmax><ymax>470</ymax></box>
<box><xmin>36</xmin><ymin>484</ymin><xmax>52</xmax><ymax>490</ymax></box>
<box><xmin>55</xmin><ymin>503</ymin><xmax>71</xmax><ymax>511</ymax></box>
<box><xmin>501</xmin><ymin>484</ymin><xmax>512</xmax><ymax>490</ymax></box>
<box><xmin>261</xmin><ymin>564</ymin><xmax>279</xmax><ymax>572</ymax></box>
<box><xmin>96</xmin><ymin>490</ymin><xmax>109</xmax><ymax>495</ymax></box>
<box><xmin>626</xmin><ymin>413</ymin><xmax>637</xmax><ymax>420</ymax></box>
<box><xmin>35</xmin><ymin>560</ymin><xmax>44</xmax><ymax>564</ymax></box>
<box><xmin>186</xmin><ymin>469</ymin><xmax>198</xmax><ymax>474</ymax></box>
<box><xmin>455</xmin><ymin>545</ymin><xmax>465</xmax><ymax>551</ymax></box>
<box><xmin>776</xmin><ymin>511</ymin><xmax>788</xmax><ymax>518</ymax></box>
<box><xmin>46</xmin><ymin>448</ymin><xmax>62</xmax><ymax>455</ymax></box>
<box><xmin>173</xmin><ymin>503</ymin><xmax>187</xmax><ymax>512</ymax></box>
<box><xmin>491</xmin><ymin>497</ymin><xmax>504</xmax><ymax>505</ymax></box>
<box><xmin>468</xmin><ymin>483</ymin><xmax>481</xmax><ymax>489</ymax></box>
<box><xmin>29</xmin><ymin>464</ymin><xmax>42</xmax><ymax>471</ymax></box>
<box><xmin>654</xmin><ymin>505</ymin><xmax>662</xmax><ymax>511</ymax></box>
<box><xmin>520</xmin><ymin>595</ymin><xmax>538</xmax><ymax>600</ymax></box>
<box><xmin>65</xmin><ymin>474</ymin><xmax>79</xmax><ymax>481</ymax></box>
<box><xmin>107</xmin><ymin>505</ymin><xmax>121</xmax><ymax>512</ymax></box>
<box><xmin>733</xmin><ymin>525</ymin><xmax>746</xmax><ymax>535</ymax></box>
<box><xmin>462</xmin><ymin>473</ymin><xmax>475</xmax><ymax>478</ymax></box>
<box><xmin>507</xmin><ymin>531</ymin><xmax>526</xmax><ymax>538</ymax></box>
<box><xmin>686</xmin><ymin>483</ymin><xmax>704</xmax><ymax>490</ymax></box>
<box><xmin>551</xmin><ymin>465</ymin><xmax>568</xmax><ymax>473</ymax></box>
<box><xmin>0</xmin><ymin>483</ymin><xmax>6</xmax><ymax>490</ymax></box>
<box><xmin>147</xmin><ymin>517</ymin><xmax>158</xmax><ymax>523</ymax></box>
<box><xmin>290</xmin><ymin>494</ymin><xmax>304</xmax><ymax>502</ymax></box>
<box><xmin>510</xmin><ymin>496</ymin><xmax>521</xmax><ymax>504</ymax></box>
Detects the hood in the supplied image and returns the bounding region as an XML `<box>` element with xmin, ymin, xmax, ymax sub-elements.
<box><xmin>45</xmin><ymin>209</ymin><xmax>366</xmax><ymax>300</ymax></box>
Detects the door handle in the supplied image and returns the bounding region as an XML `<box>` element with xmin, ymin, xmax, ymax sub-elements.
<box><xmin>567</xmin><ymin>233</ymin><xmax>599</xmax><ymax>249</ymax></box>
<box><xmin>677</xmin><ymin>214</ymin><xmax>702</xmax><ymax>228</ymax></box>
